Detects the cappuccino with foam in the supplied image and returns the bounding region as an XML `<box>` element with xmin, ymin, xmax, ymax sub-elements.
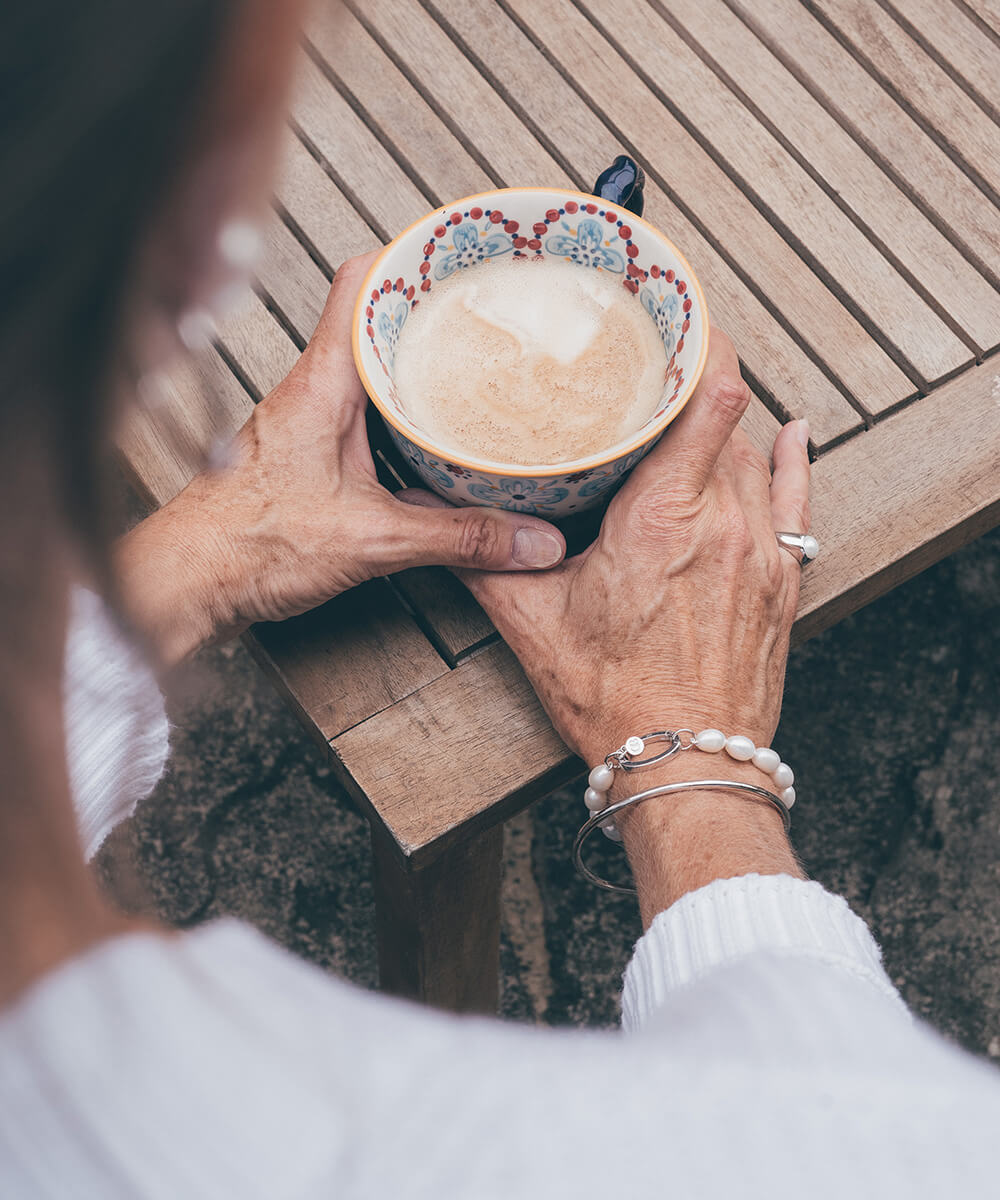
<box><xmin>393</xmin><ymin>258</ymin><xmax>667</xmax><ymax>467</ymax></box>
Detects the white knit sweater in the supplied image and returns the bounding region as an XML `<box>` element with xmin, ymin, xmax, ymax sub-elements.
<box><xmin>2</xmin><ymin>591</ymin><xmax>1000</xmax><ymax>1197</ymax></box>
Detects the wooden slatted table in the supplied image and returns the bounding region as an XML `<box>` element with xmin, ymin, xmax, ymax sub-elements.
<box><xmin>120</xmin><ymin>0</ymin><xmax>1000</xmax><ymax>1012</ymax></box>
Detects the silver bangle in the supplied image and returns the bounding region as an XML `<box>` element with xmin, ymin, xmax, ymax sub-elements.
<box><xmin>572</xmin><ymin>779</ymin><xmax>792</xmax><ymax>895</ymax></box>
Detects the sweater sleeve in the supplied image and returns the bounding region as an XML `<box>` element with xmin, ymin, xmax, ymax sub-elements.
<box><xmin>62</xmin><ymin>587</ymin><xmax>170</xmax><ymax>861</ymax></box>
<box><xmin>621</xmin><ymin>872</ymin><xmax>906</xmax><ymax>1032</ymax></box>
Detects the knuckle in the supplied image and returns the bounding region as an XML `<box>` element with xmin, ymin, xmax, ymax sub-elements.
<box><xmin>456</xmin><ymin>513</ymin><xmax>502</xmax><ymax>566</ymax></box>
<box><xmin>704</xmin><ymin>375</ymin><xmax>752</xmax><ymax>423</ymax></box>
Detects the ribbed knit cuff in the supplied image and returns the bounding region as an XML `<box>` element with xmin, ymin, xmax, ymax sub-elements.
<box><xmin>63</xmin><ymin>588</ymin><xmax>170</xmax><ymax>861</ymax></box>
<box><xmin>621</xmin><ymin>873</ymin><xmax>901</xmax><ymax>1032</ymax></box>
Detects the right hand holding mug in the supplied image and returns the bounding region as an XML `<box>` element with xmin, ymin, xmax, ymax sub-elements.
<box><xmin>456</xmin><ymin>327</ymin><xmax>812</xmax><ymax>918</ymax></box>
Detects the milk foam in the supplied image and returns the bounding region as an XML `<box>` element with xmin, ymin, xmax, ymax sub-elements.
<box><xmin>393</xmin><ymin>257</ymin><xmax>667</xmax><ymax>466</ymax></box>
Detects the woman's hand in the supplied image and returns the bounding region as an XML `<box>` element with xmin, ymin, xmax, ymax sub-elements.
<box><xmin>117</xmin><ymin>253</ymin><xmax>566</xmax><ymax>665</ymax></box>
<box><xmin>442</xmin><ymin>328</ymin><xmax>811</xmax><ymax>920</ymax></box>
<box><xmin>454</xmin><ymin>328</ymin><xmax>810</xmax><ymax>765</ymax></box>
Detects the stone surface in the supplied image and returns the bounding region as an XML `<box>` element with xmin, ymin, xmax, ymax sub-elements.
<box><xmin>99</xmin><ymin>527</ymin><xmax>1000</xmax><ymax>1056</ymax></box>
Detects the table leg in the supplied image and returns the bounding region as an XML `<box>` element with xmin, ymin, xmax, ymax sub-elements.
<box><xmin>370</xmin><ymin>823</ymin><xmax>503</xmax><ymax>1014</ymax></box>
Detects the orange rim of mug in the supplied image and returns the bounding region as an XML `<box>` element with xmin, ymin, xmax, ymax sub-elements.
<box><xmin>351</xmin><ymin>186</ymin><xmax>711</xmax><ymax>478</ymax></box>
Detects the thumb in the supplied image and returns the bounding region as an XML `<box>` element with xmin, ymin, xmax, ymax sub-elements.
<box><xmin>393</xmin><ymin>489</ymin><xmax>565</xmax><ymax>571</ymax></box>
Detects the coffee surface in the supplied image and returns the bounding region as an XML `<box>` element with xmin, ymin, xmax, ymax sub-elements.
<box><xmin>393</xmin><ymin>257</ymin><xmax>667</xmax><ymax>466</ymax></box>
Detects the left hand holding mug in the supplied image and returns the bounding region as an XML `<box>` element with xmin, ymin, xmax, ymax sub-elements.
<box><xmin>117</xmin><ymin>252</ymin><xmax>566</xmax><ymax>665</ymax></box>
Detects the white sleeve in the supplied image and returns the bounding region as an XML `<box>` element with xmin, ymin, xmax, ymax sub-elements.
<box><xmin>62</xmin><ymin>587</ymin><xmax>170</xmax><ymax>861</ymax></box>
<box><xmin>622</xmin><ymin>872</ymin><xmax>908</xmax><ymax>1031</ymax></box>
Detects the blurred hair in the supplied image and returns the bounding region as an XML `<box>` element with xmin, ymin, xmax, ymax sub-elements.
<box><xmin>0</xmin><ymin>0</ymin><xmax>235</xmax><ymax>564</ymax></box>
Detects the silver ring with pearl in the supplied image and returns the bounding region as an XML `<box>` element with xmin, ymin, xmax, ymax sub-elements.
<box><xmin>776</xmin><ymin>531</ymin><xmax>820</xmax><ymax>566</ymax></box>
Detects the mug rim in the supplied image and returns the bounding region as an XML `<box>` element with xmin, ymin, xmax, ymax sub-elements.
<box><xmin>351</xmin><ymin>185</ymin><xmax>711</xmax><ymax>478</ymax></box>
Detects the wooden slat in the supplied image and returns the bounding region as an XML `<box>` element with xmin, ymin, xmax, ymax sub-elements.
<box><xmin>727</xmin><ymin>0</ymin><xmax>1000</xmax><ymax>284</ymax></box>
<box><xmin>332</xmin><ymin>359</ymin><xmax>1000</xmax><ymax>865</ymax></box>
<box><xmin>307</xmin><ymin>7</ymin><xmax>494</xmax><ymax>201</ymax></box>
<box><xmin>809</xmin><ymin>0</ymin><xmax>1000</xmax><ymax>202</ymax></box>
<box><xmin>666</xmin><ymin>0</ymin><xmax>1000</xmax><ymax>353</ymax></box>
<box><xmin>248</xmin><ymin>579</ymin><xmax>448</xmax><ymax>743</ymax></box>
<box><xmin>332</xmin><ymin>638</ymin><xmax>574</xmax><ymax>864</ymax></box>
<box><xmin>291</xmin><ymin>55</ymin><xmax>431</xmax><ymax>239</ymax></box>
<box><xmin>566</xmin><ymin>0</ymin><xmax>972</xmax><ymax>383</ymax></box>
<box><xmin>334</xmin><ymin>0</ymin><xmax>567</xmax><ymax>188</ymax></box>
<box><xmin>450</xmin><ymin>0</ymin><xmax>912</xmax><ymax>418</ymax></box>
<box><xmin>879</xmin><ymin>0</ymin><xmax>1000</xmax><ymax>122</ymax></box>
<box><xmin>961</xmin><ymin>0</ymin><xmax>1000</xmax><ymax>37</ymax></box>
<box><xmin>392</xmin><ymin>569</ymin><xmax>494</xmax><ymax>665</ymax></box>
<box><xmin>795</xmin><ymin>360</ymin><xmax>1000</xmax><ymax>639</ymax></box>
<box><xmin>217</xmin><ymin>292</ymin><xmax>300</xmax><ymax>399</ymax></box>
<box><xmin>256</xmin><ymin>212</ymin><xmax>328</xmax><ymax>343</ymax></box>
<box><xmin>364</xmin><ymin>0</ymin><xmax>867</xmax><ymax>445</ymax></box>
<box><xmin>275</xmin><ymin>129</ymin><xmax>378</xmax><ymax>273</ymax></box>
<box><xmin>117</xmin><ymin>352</ymin><xmax>253</xmax><ymax>507</ymax></box>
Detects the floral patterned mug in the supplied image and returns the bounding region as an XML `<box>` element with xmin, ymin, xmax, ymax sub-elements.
<box><xmin>351</xmin><ymin>184</ymin><xmax>709</xmax><ymax>518</ymax></box>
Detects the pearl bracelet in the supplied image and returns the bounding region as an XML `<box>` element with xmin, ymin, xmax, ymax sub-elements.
<box><xmin>583</xmin><ymin>728</ymin><xmax>796</xmax><ymax>842</ymax></box>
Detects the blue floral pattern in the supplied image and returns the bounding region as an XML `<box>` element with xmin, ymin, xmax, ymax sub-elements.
<box><xmin>401</xmin><ymin>440</ymin><xmax>456</xmax><ymax>491</ymax></box>
<box><xmin>467</xmin><ymin>477</ymin><xmax>570</xmax><ymax>514</ymax></box>
<box><xmin>640</xmin><ymin>286</ymin><xmax>681</xmax><ymax>358</ymax></box>
<box><xmin>435</xmin><ymin>221</ymin><xmax>513</xmax><ymax>279</ymax></box>
<box><xmin>545</xmin><ymin>219</ymin><xmax>624</xmax><ymax>272</ymax></box>
<box><xmin>376</xmin><ymin>301</ymin><xmax>409</xmax><ymax>369</ymax></box>
<box><xmin>577</xmin><ymin>446</ymin><xmax>650</xmax><ymax>497</ymax></box>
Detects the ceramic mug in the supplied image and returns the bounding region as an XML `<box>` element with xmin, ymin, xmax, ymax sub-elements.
<box><xmin>351</xmin><ymin>174</ymin><xmax>709</xmax><ymax>518</ymax></box>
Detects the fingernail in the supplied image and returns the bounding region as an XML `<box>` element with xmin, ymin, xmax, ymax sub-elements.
<box><xmin>795</xmin><ymin>419</ymin><xmax>811</xmax><ymax>449</ymax></box>
<box><xmin>512</xmin><ymin>528</ymin><xmax>563</xmax><ymax>568</ymax></box>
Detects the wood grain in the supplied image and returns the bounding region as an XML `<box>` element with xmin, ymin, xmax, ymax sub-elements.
<box><xmin>666</xmin><ymin>0</ymin><xmax>1000</xmax><ymax>353</ymax></box>
<box><xmin>217</xmin><ymin>292</ymin><xmax>300</xmax><ymax>400</ymax></box>
<box><xmin>291</xmin><ymin>54</ymin><xmax>431</xmax><ymax>240</ymax></box>
<box><xmin>725</xmin><ymin>0</ymin><xmax>1000</xmax><ymax>283</ymax></box>
<box><xmin>331</xmin><ymin>639</ymin><xmax>578</xmax><ymax>866</ymax></box>
<box><xmin>332</xmin><ymin>360</ymin><xmax>1000</xmax><ymax>865</ymax></box>
<box><xmin>375</xmin><ymin>0</ymin><xmax>869</xmax><ymax>443</ymax></box>
<box><xmin>879</xmin><ymin>0</ymin><xmax>1000</xmax><ymax>122</ymax></box>
<box><xmin>117</xmin><ymin>351</ymin><xmax>253</xmax><ymax>507</ymax></box>
<box><xmin>808</xmin><ymin>0</ymin><xmax>1000</xmax><ymax>201</ymax></box>
<box><xmin>372</xmin><ymin>822</ymin><xmax>503</xmax><ymax>1011</ymax></box>
<box><xmin>961</xmin><ymin>0</ymin><xmax>1000</xmax><ymax>37</ymax></box>
<box><xmin>565</xmin><ymin>0</ymin><xmax>972</xmax><ymax>383</ymax></box>
<box><xmin>391</xmin><ymin>568</ymin><xmax>494</xmax><ymax>665</ymax></box>
<box><xmin>248</xmin><ymin>579</ymin><xmax>449</xmax><ymax>743</ymax></box>
<box><xmin>340</xmin><ymin>0</ymin><xmax>567</xmax><ymax>187</ymax></box>
<box><xmin>256</xmin><ymin>210</ymin><xmax>329</xmax><ymax>343</ymax></box>
<box><xmin>473</xmin><ymin>0</ymin><xmax>914</xmax><ymax>417</ymax></box>
<box><xmin>275</xmin><ymin>130</ymin><xmax>378</xmax><ymax>274</ymax></box>
<box><xmin>308</xmin><ymin>5</ymin><xmax>494</xmax><ymax>202</ymax></box>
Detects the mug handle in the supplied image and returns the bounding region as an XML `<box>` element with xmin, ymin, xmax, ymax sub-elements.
<box><xmin>592</xmin><ymin>155</ymin><xmax>646</xmax><ymax>217</ymax></box>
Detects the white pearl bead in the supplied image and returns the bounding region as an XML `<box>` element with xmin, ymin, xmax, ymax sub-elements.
<box><xmin>802</xmin><ymin>534</ymin><xmax>820</xmax><ymax>560</ymax></box>
<box><xmin>625</xmin><ymin>735</ymin><xmax>645</xmax><ymax>756</ymax></box>
<box><xmin>781</xmin><ymin>786</ymin><xmax>796</xmax><ymax>809</ymax></box>
<box><xmin>584</xmin><ymin>787</ymin><xmax>606</xmax><ymax>812</ymax></box>
<box><xmin>694</xmin><ymin>728</ymin><xmax>726</xmax><ymax>752</ymax></box>
<box><xmin>772</xmin><ymin>762</ymin><xmax>794</xmax><ymax>790</ymax></box>
<box><xmin>725</xmin><ymin>735</ymin><xmax>756</xmax><ymax>761</ymax></box>
<box><xmin>752</xmin><ymin>747</ymin><xmax>780</xmax><ymax>774</ymax></box>
<box><xmin>588</xmin><ymin>763</ymin><xmax>614</xmax><ymax>792</ymax></box>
